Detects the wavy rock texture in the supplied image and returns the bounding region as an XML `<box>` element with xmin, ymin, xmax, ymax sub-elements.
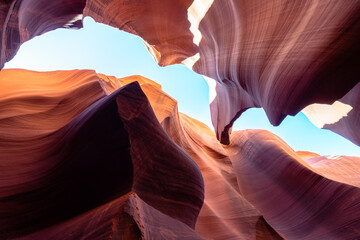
<box><xmin>99</xmin><ymin>74</ymin><xmax>282</xmax><ymax>239</ymax></box>
<box><xmin>1</xmin><ymin>1</ymin><xmax>359</xmax><ymax>144</ymax></box>
<box><xmin>101</xmin><ymin>73</ymin><xmax>360</xmax><ymax>239</ymax></box>
<box><xmin>1</xmin><ymin>70</ymin><xmax>360</xmax><ymax>239</ymax></box>
<box><xmin>190</xmin><ymin>0</ymin><xmax>360</xmax><ymax>143</ymax></box>
<box><xmin>0</xmin><ymin>0</ymin><xmax>85</xmax><ymax>69</ymax></box>
<box><xmin>0</xmin><ymin>70</ymin><xmax>204</xmax><ymax>239</ymax></box>
<box><xmin>230</xmin><ymin>130</ymin><xmax>360</xmax><ymax>239</ymax></box>
<box><xmin>83</xmin><ymin>0</ymin><xmax>360</xmax><ymax>143</ymax></box>
<box><xmin>1</xmin><ymin>1</ymin><xmax>360</xmax><ymax>239</ymax></box>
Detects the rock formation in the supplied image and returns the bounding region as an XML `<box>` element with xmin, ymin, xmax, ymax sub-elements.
<box><xmin>0</xmin><ymin>70</ymin><xmax>204</xmax><ymax>239</ymax></box>
<box><xmin>0</xmin><ymin>1</ymin><xmax>359</xmax><ymax>239</ymax></box>
<box><xmin>99</xmin><ymin>73</ymin><xmax>284</xmax><ymax>239</ymax></box>
<box><xmin>119</xmin><ymin>73</ymin><xmax>360</xmax><ymax>240</ymax></box>
<box><xmin>1</xmin><ymin>0</ymin><xmax>359</xmax><ymax>143</ymax></box>
<box><xmin>16</xmin><ymin>192</ymin><xmax>203</xmax><ymax>240</ymax></box>
<box><xmin>0</xmin><ymin>0</ymin><xmax>85</xmax><ymax>69</ymax></box>
<box><xmin>230</xmin><ymin>130</ymin><xmax>360</xmax><ymax>239</ymax></box>
<box><xmin>1</xmin><ymin>70</ymin><xmax>357</xmax><ymax>239</ymax></box>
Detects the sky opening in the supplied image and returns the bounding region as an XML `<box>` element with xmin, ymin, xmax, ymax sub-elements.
<box><xmin>5</xmin><ymin>17</ymin><xmax>360</xmax><ymax>156</ymax></box>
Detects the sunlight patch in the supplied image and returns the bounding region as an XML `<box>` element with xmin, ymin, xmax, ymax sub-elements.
<box><xmin>302</xmin><ymin>101</ymin><xmax>353</xmax><ymax>128</ymax></box>
<box><xmin>203</xmin><ymin>75</ymin><xmax>217</xmax><ymax>104</ymax></box>
<box><xmin>187</xmin><ymin>0</ymin><xmax>214</xmax><ymax>46</ymax></box>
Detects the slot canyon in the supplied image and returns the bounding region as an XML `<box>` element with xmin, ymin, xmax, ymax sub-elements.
<box><xmin>0</xmin><ymin>1</ymin><xmax>359</xmax><ymax>239</ymax></box>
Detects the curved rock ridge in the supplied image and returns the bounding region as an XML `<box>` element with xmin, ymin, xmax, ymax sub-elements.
<box><xmin>304</xmin><ymin>155</ymin><xmax>360</xmax><ymax>189</ymax></box>
<box><xmin>1</xmin><ymin>1</ymin><xmax>360</xmax><ymax>144</ymax></box>
<box><xmin>1</xmin><ymin>70</ymin><xmax>360</xmax><ymax>239</ymax></box>
<box><xmin>136</xmin><ymin>82</ymin><xmax>283</xmax><ymax>239</ymax></box>
<box><xmin>0</xmin><ymin>70</ymin><xmax>204</xmax><ymax>239</ymax></box>
<box><xmin>0</xmin><ymin>69</ymin><xmax>105</xmax><ymax>136</ymax></box>
<box><xmin>83</xmin><ymin>0</ymin><xmax>198</xmax><ymax>66</ymax></box>
<box><xmin>191</xmin><ymin>0</ymin><xmax>360</xmax><ymax>143</ymax></box>
<box><xmin>229</xmin><ymin>130</ymin><xmax>360</xmax><ymax>239</ymax></box>
<box><xmin>164</xmin><ymin>113</ymin><xmax>284</xmax><ymax>240</ymax></box>
<box><xmin>0</xmin><ymin>0</ymin><xmax>85</xmax><ymax>69</ymax></box>
<box><xmin>16</xmin><ymin>192</ymin><xmax>203</xmax><ymax>240</ymax></box>
<box><xmin>108</xmin><ymin>73</ymin><xmax>360</xmax><ymax>239</ymax></box>
<box><xmin>295</xmin><ymin>151</ymin><xmax>320</xmax><ymax>160</ymax></box>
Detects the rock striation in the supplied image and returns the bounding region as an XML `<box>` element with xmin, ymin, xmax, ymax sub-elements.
<box><xmin>0</xmin><ymin>0</ymin><xmax>85</xmax><ymax>69</ymax></box>
<box><xmin>0</xmin><ymin>70</ymin><xmax>359</xmax><ymax>239</ymax></box>
<box><xmin>230</xmin><ymin>130</ymin><xmax>360</xmax><ymax>239</ymax></box>
<box><xmin>0</xmin><ymin>70</ymin><xmax>204</xmax><ymax>239</ymax></box>
<box><xmin>1</xmin><ymin>1</ymin><xmax>359</xmax><ymax>143</ymax></box>
<box><xmin>0</xmin><ymin>1</ymin><xmax>360</xmax><ymax>238</ymax></box>
<box><xmin>128</xmin><ymin>73</ymin><xmax>360</xmax><ymax>240</ymax></box>
<box><xmin>99</xmin><ymin>73</ymin><xmax>283</xmax><ymax>239</ymax></box>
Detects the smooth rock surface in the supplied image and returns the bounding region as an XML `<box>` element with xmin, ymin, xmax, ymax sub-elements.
<box><xmin>1</xmin><ymin>70</ymin><xmax>360</xmax><ymax>239</ymax></box>
<box><xmin>230</xmin><ymin>130</ymin><xmax>360</xmax><ymax>239</ymax></box>
<box><xmin>109</xmin><ymin>73</ymin><xmax>360</xmax><ymax>239</ymax></box>
<box><xmin>0</xmin><ymin>70</ymin><xmax>204</xmax><ymax>239</ymax></box>
<box><xmin>1</xmin><ymin>1</ymin><xmax>359</xmax><ymax>143</ymax></box>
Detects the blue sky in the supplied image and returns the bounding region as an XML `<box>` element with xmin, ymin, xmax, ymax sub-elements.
<box><xmin>5</xmin><ymin>17</ymin><xmax>359</xmax><ymax>156</ymax></box>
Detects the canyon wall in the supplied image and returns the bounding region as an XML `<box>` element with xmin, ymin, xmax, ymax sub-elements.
<box><xmin>1</xmin><ymin>70</ymin><xmax>359</xmax><ymax>239</ymax></box>
<box><xmin>1</xmin><ymin>0</ymin><xmax>359</xmax><ymax>143</ymax></box>
<box><xmin>0</xmin><ymin>1</ymin><xmax>359</xmax><ymax>238</ymax></box>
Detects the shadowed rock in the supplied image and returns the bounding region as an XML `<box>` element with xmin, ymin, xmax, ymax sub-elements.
<box><xmin>0</xmin><ymin>70</ymin><xmax>204</xmax><ymax>239</ymax></box>
<box><xmin>16</xmin><ymin>192</ymin><xmax>203</xmax><ymax>240</ymax></box>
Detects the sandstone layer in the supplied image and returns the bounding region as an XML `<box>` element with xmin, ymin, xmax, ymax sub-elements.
<box><xmin>0</xmin><ymin>70</ymin><xmax>204</xmax><ymax>239</ymax></box>
<box><xmin>1</xmin><ymin>1</ymin><xmax>360</xmax><ymax>238</ymax></box>
<box><xmin>121</xmin><ymin>72</ymin><xmax>360</xmax><ymax>240</ymax></box>
<box><xmin>1</xmin><ymin>70</ymin><xmax>358</xmax><ymax>239</ymax></box>
<box><xmin>1</xmin><ymin>1</ymin><xmax>359</xmax><ymax>144</ymax></box>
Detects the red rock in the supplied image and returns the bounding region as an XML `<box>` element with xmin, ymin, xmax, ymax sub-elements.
<box><xmin>0</xmin><ymin>70</ymin><xmax>204</xmax><ymax>239</ymax></box>
<box><xmin>116</xmin><ymin>82</ymin><xmax>204</xmax><ymax>229</ymax></box>
<box><xmin>296</xmin><ymin>151</ymin><xmax>320</xmax><ymax>160</ymax></box>
<box><xmin>83</xmin><ymin>0</ymin><xmax>197</xmax><ymax>66</ymax></box>
<box><xmin>16</xmin><ymin>192</ymin><xmax>203</xmax><ymax>240</ymax></box>
<box><xmin>100</xmin><ymin>73</ymin><xmax>360</xmax><ymax>239</ymax></box>
<box><xmin>1</xmin><ymin>1</ymin><xmax>359</xmax><ymax>144</ymax></box>
<box><xmin>0</xmin><ymin>0</ymin><xmax>85</xmax><ymax>69</ymax></box>
<box><xmin>1</xmin><ymin>70</ymin><xmax>360</xmax><ymax>239</ymax></box>
<box><xmin>304</xmin><ymin>155</ymin><xmax>360</xmax><ymax>189</ymax></box>
<box><xmin>112</xmin><ymin>74</ymin><xmax>283</xmax><ymax>239</ymax></box>
<box><xmin>84</xmin><ymin>0</ymin><xmax>360</xmax><ymax>143</ymax></box>
<box><xmin>230</xmin><ymin>130</ymin><xmax>360</xmax><ymax>239</ymax></box>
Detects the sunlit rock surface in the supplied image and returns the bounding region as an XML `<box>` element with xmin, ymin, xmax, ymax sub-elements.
<box><xmin>1</xmin><ymin>0</ymin><xmax>359</xmax><ymax>144</ymax></box>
